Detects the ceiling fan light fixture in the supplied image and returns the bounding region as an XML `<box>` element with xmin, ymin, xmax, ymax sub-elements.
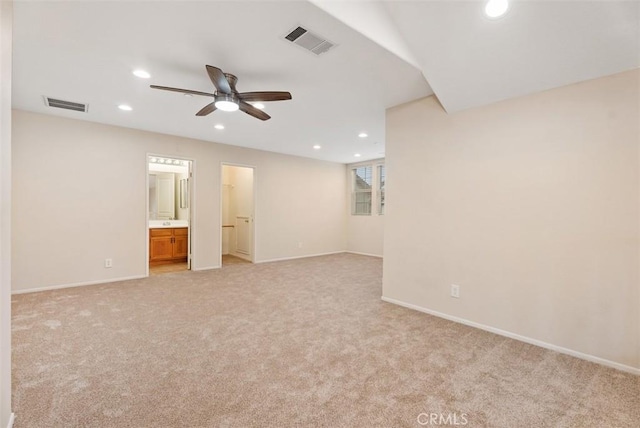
<box><xmin>215</xmin><ymin>100</ymin><xmax>239</xmax><ymax>112</ymax></box>
<box><xmin>214</xmin><ymin>94</ymin><xmax>239</xmax><ymax>112</ymax></box>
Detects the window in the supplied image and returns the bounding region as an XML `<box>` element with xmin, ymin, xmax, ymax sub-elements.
<box><xmin>350</xmin><ymin>162</ymin><xmax>385</xmax><ymax>216</ymax></box>
<box><xmin>352</xmin><ymin>165</ymin><xmax>372</xmax><ymax>215</ymax></box>
<box><xmin>377</xmin><ymin>164</ymin><xmax>385</xmax><ymax>215</ymax></box>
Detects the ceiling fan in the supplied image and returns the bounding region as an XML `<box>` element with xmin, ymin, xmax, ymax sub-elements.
<box><xmin>151</xmin><ymin>65</ymin><xmax>292</xmax><ymax>121</ymax></box>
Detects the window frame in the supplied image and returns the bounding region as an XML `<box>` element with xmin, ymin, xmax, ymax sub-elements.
<box><xmin>377</xmin><ymin>163</ymin><xmax>385</xmax><ymax>215</ymax></box>
<box><xmin>351</xmin><ymin>165</ymin><xmax>373</xmax><ymax>216</ymax></box>
<box><xmin>349</xmin><ymin>160</ymin><xmax>385</xmax><ymax>217</ymax></box>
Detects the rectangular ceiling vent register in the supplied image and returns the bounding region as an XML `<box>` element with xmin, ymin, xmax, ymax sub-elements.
<box><xmin>284</xmin><ymin>26</ymin><xmax>336</xmax><ymax>56</ymax></box>
<box><xmin>44</xmin><ymin>96</ymin><xmax>88</xmax><ymax>113</ymax></box>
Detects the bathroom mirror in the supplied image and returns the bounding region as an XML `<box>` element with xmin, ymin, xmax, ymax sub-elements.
<box><xmin>149</xmin><ymin>173</ymin><xmax>175</xmax><ymax>220</ymax></box>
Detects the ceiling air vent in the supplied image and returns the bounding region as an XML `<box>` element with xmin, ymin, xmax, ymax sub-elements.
<box><xmin>44</xmin><ymin>96</ymin><xmax>88</xmax><ymax>113</ymax></box>
<box><xmin>284</xmin><ymin>26</ymin><xmax>336</xmax><ymax>56</ymax></box>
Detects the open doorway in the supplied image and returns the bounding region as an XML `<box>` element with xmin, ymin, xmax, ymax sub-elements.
<box><xmin>221</xmin><ymin>164</ymin><xmax>255</xmax><ymax>267</ymax></box>
<box><xmin>147</xmin><ymin>155</ymin><xmax>193</xmax><ymax>275</ymax></box>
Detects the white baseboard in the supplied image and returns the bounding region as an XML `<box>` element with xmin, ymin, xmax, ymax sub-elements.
<box><xmin>255</xmin><ymin>251</ymin><xmax>345</xmax><ymax>264</ymax></box>
<box><xmin>191</xmin><ymin>265</ymin><xmax>221</xmax><ymax>271</ymax></box>
<box><xmin>7</xmin><ymin>413</ymin><xmax>14</xmax><ymax>428</ymax></box>
<box><xmin>381</xmin><ymin>296</ymin><xmax>640</xmax><ymax>376</ymax></box>
<box><xmin>12</xmin><ymin>275</ymin><xmax>146</xmax><ymax>295</ymax></box>
<box><xmin>345</xmin><ymin>250</ymin><xmax>383</xmax><ymax>258</ymax></box>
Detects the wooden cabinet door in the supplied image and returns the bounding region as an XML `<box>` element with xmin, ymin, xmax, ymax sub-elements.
<box><xmin>150</xmin><ymin>228</ymin><xmax>174</xmax><ymax>261</ymax></box>
<box><xmin>150</xmin><ymin>236</ymin><xmax>174</xmax><ymax>261</ymax></box>
<box><xmin>173</xmin><ymin>227</ymin><xmax>188</xmax><ymax>258</ymax></box>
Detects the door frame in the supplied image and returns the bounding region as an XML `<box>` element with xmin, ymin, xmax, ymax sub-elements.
<box><xmin>220</xmin><ymin>162</ymin><xmax>257</xmax><ymax>266</ymax></box>
<box><xmin>146</xmin><ymin>153</ymin><xmax>195</xmax><ymax>276</ymax></box>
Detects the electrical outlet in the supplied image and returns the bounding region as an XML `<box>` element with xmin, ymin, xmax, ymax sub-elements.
<box><xmin>105</xmin><ymin>258</ymin><xmax>113</xmax><ymax>268</ymax></box>
<box><xmin>451</xmin><ymin>284</ymin><xmax>460</xmax><ymax>298</ymax></box>
<box><xmin>298</xmin><ymin>242</ymin><xmax>303</xmax><ymax>248</ymax></box>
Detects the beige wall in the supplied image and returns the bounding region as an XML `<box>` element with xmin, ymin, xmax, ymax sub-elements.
<box><xmin>12</xmin><ymin>110</ymin><xmax>347</xmax><ymax>292</ymax></box>
<box><xmin>347</xmin><ymin>215</ymin><xmax>384</xmax><ymax>256</ymax></box>
<box><xmin>383</xmin><ymin>69</ymin><xmax>640</xmax><ymax>371</ymax></box>
<box><xmin>346</xmin><ymin>160</ymin><xmax>385</xmax><ymax>257</ymax></box>
<box><xmin>0</xmin><ymin>1</ymin><xmax>13</xmax><ymax>425</ymax></box>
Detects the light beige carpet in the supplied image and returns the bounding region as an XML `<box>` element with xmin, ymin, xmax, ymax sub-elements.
<box><xmin>11</xmin><ymin>253</ymin><xmax>639</xmax><ymax>427</ymax></box>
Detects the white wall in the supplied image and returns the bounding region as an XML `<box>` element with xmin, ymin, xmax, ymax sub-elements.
<box><xmin>12</xmin><ymin>110</ymin><xmax>347</xmax><ymax>292</ymax></box>
<box><xmin>0</xmin><ymin>1</ymin><xmax>13</xmax><ymax>425</ymax></box>
<box><xmin>346</xmin><ymin>215</ymin><xmax>384</xmax><ymax>257</ymax></box>
<box><xmin>346</xmin><ymin>160</ymin><xmax>384</xmax><ymax>257</ymax></box>
<box><xmin>384</xmin><ymin>69</ymin><xmax>640</xmax><ymax>372</ymax></box>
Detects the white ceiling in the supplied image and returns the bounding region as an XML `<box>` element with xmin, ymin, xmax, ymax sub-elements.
<box><xmin>382</xmin><ymin>0</ymin><xmax>640</xmax><ymax>113</ymax></box>
<box><xmin>11</xmin><ymin>1</ymin><xmax>639</xmax><ymax>164</ymax></box>
<box><xmin>11</xmin><ymin>0</ymin><xmax>431</xmax><ymax>164</ymax></box>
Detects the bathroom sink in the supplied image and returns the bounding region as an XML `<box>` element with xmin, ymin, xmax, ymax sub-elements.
<box><xmin>149</xmin><ymin>220</ymin><xmax>189</xmax><ymax>228</ymax></box>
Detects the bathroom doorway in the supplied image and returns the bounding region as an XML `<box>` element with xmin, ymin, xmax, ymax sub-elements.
<box><xmin>147</xmin><ymin>155</ymin><xmax>193</xmax><ymax>275</ymax></box>
<box><xmin>221</xmin><ymin>164</ymin><xmax>255</xmax><ymax>267</ymax></box>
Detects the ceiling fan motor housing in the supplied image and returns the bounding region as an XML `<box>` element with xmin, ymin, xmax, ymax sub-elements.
<box><xmin>223</xmin><ymin>73</ymin><xmax>238</xmax><ymax>92</ymax></box>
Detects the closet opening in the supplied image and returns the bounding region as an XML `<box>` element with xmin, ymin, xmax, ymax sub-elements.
<box><xmin>221</xmin><ymin>164</ymin><xmax>255</xmax><ymax>267</ymax></box>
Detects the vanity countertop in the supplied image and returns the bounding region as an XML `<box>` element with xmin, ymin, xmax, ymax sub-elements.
<box><xmin>149</xmin><ymin>220</ymin><xmax>189</xmax><ymax>229</ymax></box>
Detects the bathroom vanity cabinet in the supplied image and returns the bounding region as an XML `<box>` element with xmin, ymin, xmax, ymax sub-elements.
<box><xmin>149</xmin><ymin>227</ymin><xmax>188</xmax><ymax>265</ymax></box>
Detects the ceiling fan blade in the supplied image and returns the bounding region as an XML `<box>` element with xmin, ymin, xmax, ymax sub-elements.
<box><xmin>239</xmin><ymin>101</ymin><xmax>271</xmax><ymax>121</ymax></box>
<box><xmin>150</xmin><ymin>85</ymin><xmax>215</xmax><ymax>97</ymax></box>
<box><xmin>195</xmin><ymin>102</ymin><xmax>216</xmax><ymax>116</ymax></box>
<box><xmin>206</xmin><ymin>65</ymin><xmax>231</xmax><ymax>94</ymax></box>
<box><xmin>238</xmin><ymin>91</ymin><xmax>292</xmax><ymax>102</ymax></box>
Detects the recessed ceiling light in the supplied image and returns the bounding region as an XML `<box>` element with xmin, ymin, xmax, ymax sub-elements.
<box><xmin>253</xmin><ymin>103</ymin><xmax>265</xmax><ymax>110</ymax></box>
<box><xmin>118</xmin><ymin>104</ymin><xmax>132</xmax><ymax>111</ymax></box>
<box><xmin>354</xmin><ymin>153</ymin><xmax>361</xmax><ymax>158</ymax></box>
<box><xmin>132</xmin><ymin>69</ymin><xmax>151</xmax><ymax>79</ymax></box>
<box><xmin>313</xmin><ymin>145</ymin><xmax>321</xmax><ymax>150</ymax></box>
<box><xmin>184</xmin><ymin>94</ymin><xmax>193</xmax><ymax>98</ymax></box>
<box><xmin>214</xmin><ymin>124</ymin><xmax>225</xmax><ymax>130</ymax></box>
<box><xmin>358</xmin><ymin>132</ymin><xmax>368</xmax><ymax>138</ymax></box>
<box><xmin>485</xmin><ymin>0</ymin><xmax>509</xmax><ymax>18</ymax></box>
